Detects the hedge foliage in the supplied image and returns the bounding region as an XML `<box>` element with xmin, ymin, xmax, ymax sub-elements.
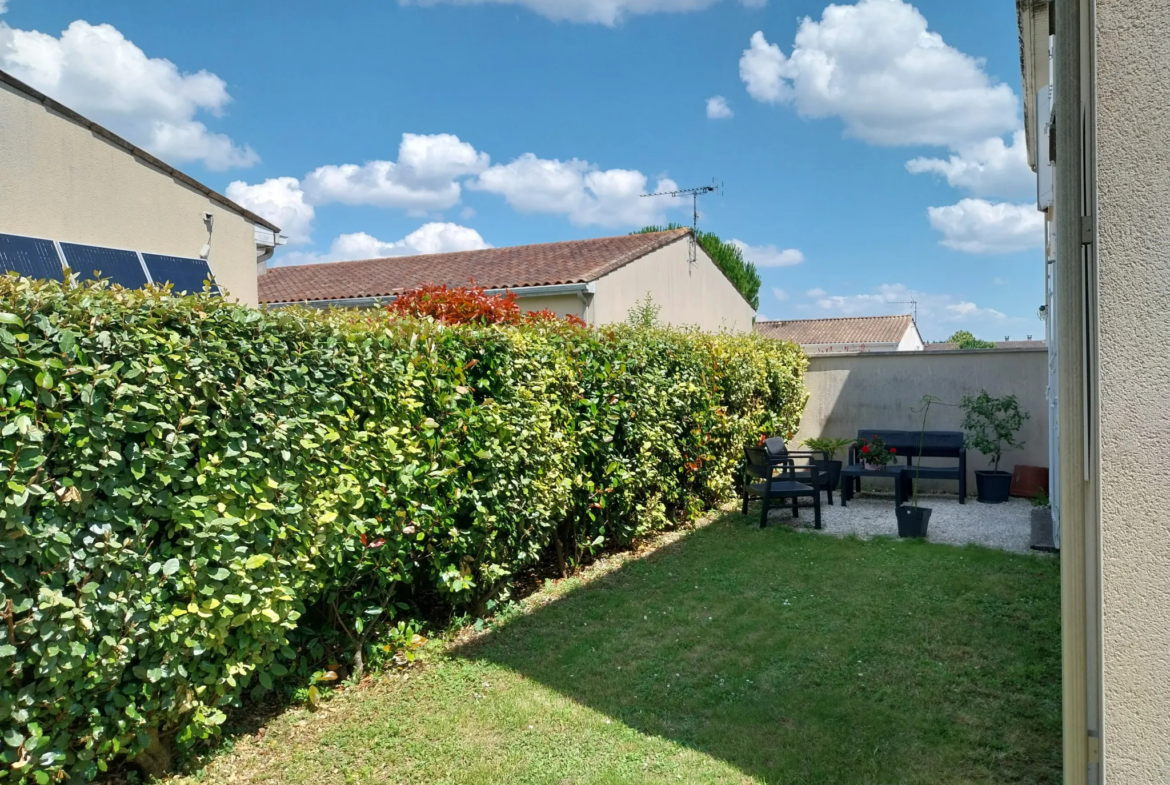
<box><xmin>0</xmin><ymin>276</ymin><xmax>806</xmax><ymax>782</ymax></box>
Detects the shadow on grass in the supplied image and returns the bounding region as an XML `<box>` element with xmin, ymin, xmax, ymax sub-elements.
<box><xmin>452</xmin><ymin>509</ymin><xmax>1062</xmax><ymax>785</ymax></box>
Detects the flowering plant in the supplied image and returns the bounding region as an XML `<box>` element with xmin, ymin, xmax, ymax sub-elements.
<box><xmin>854</xmin><ymin>435</ymin><xmax>897</xmax><ymax>467</ymax></box>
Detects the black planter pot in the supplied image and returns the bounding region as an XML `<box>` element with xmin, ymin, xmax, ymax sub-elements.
<box><xmin>975</xmin><ymin>470</ymin><xmax>1013</xmax><ymax>503</ymax></box>
<box><xmin>812</xmin><ymin>459</ymin><xmax>843</xmax><ymax>491</ymax></box>
<box><xmin>896</xmin><ymin>505</ymin><xmax>931</xmax><ymax>537</ymax></box>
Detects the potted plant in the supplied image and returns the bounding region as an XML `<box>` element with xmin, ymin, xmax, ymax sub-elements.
<box><xmin>853</xmin><ymin>435</ymin><xmax>897</xmax><ymax>470</ymax></box>
<box><xmin>961</xmin><ymin>390</ymin><xmax>1030</xmax><ymax>504</ymax></box>
<box><xmin>895</xmin><ymin>395</ymin><xmax>939</xmax><ymax>538</ymax></box>
<box><xmin>801</xmin><ymin>436</ymin><xmax>853</xmax><ymax>491</ymax></box>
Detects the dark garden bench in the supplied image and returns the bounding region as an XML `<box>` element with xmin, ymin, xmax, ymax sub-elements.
<box><xmin>848</xmin><ymin>429</ymin><xmax>967</xmax><ymax>503</ymax></box>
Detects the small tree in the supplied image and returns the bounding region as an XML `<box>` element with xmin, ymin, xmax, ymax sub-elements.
<box><xmin>626</xmin><ymin>292</ymin><xmax>661</xmax><ymax>328</ymax></box>
<box><xmin>946</xmin><ymin>330</ymin><xmax>996</xmax><ymax>350</ymax></box>
<box><xmin>960</xmin><ymin>390</ymin><xmax>1029</xmax><ymax>472</ymax></box>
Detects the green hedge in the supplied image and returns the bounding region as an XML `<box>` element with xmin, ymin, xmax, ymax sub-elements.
<box><xmin>0</xmin><ymin>277</ymin><xmax>806</xmax><ymax>781</ymax></box>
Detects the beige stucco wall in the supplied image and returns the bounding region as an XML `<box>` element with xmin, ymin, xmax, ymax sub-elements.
<box><xmin>514</xmin><ymin>293</ymin><xmax>585</xmax><ymax>321</ymax></box>
<box><xmin>0</xmin><ymin>82</ymin><xmax>259</xmax><ymax>305</ymax></box>
<box><xmin>1095</xmin><ymin>0</ymin><xmax>1170</xmax><ymax>778</ymax></box>
<box><xmin>590</xmin><ymin>237</ymin><xmax>756</xmax><ymax>332</ymax></box>
<box><xmin>794</xmin><ymin>348</ymin><xmax>1049</xmax><ymax>490</ymax></box>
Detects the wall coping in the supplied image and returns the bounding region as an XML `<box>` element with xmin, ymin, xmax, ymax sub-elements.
<box><xmin>807</xmin><ymin>347</ymin><xmax>1048</xmax><ymax>359</ymax></box>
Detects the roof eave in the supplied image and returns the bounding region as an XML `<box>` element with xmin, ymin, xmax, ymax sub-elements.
<box><xmin>263</xmin><ymin>281</ymin><xmax>595</xmax><ymax>309</ymax></box>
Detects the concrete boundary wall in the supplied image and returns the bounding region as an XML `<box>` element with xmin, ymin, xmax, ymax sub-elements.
<box><xmin>793</xmin><ymin>348</ymin><xmax>1049</xmax><ymax>491</ymax></box>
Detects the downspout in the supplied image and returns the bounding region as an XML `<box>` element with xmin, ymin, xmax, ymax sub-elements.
<box><xmin>577</xmin><ymin>282</ymin><xmax>596</xmax><ymax>325</ymax></box>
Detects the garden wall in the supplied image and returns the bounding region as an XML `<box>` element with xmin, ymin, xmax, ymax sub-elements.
<box><xmin>795</xmin><ymin>348</ymin><xmax>1050</xmax><ymax>492</ymax></box>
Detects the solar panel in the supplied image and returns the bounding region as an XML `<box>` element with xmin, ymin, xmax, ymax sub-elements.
<box><xmin>0</xmin><ymin>234</ymin><xmax>65</xmax><ymax>282</ymax></box>
<box><xmin>141</xmin><ymin>254</ymin><xmax>219</xmax><ymax>296</ymax></box>
<box><xmin>60</xmin><ymin>243</ymin><xmax>150</xmax><ymax>289</ymax></box>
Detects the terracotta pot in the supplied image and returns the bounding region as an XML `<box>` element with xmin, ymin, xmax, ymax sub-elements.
<box><xmin>1010</xmin><ymin>464</ymin><xmax>1049</xmax><ymax>499</ymax></box>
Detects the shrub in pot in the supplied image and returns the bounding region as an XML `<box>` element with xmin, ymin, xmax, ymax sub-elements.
<box><xmin>895</xmin><ymin>395</ymin><xmax>939</xmax><ymax>537</ymax></box>
<box><xmin>801</xmin><ymin>436</ymin><xmax>853</xmax><ymax>490</ymax></box>
<box><xmin>961</xmin><ymin>390</ymin><xmax>1030</xmax><ymax>503</ymax></box>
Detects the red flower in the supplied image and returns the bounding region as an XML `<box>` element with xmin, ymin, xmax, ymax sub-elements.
<box><xmin>862</xmin><ymin>445</ymin><xmax>870</xmax><ymax>454</ymax></box>
<box><xmin>758</xmin><ymin>434</ymin><xmax>767</xmax><ymax>446</ymax></box>
<box><xmin>889</xmin><ymin>448</ymin><xmax>897</xmax><ymax>454</ymax></box>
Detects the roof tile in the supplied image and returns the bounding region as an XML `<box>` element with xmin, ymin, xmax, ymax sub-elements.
<box><xmin>755</xmin><ymin>315</ymin><xmax>915</xmax><ymax>345</ymax></box>
<box><xmin>258</xmin><ymin>228</ymin><xmax>690</xmax><ymax>304</ymax></box>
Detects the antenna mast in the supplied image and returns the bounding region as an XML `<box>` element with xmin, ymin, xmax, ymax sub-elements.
<box><xmin>888</xmin><ymin>299</ymin><xmax>919</xmax><ymax>323</ymax></box>
<box><xmin>642</xmin><ymin>180</ymin><xmax>722</xmax><ymax>267</ymax></box>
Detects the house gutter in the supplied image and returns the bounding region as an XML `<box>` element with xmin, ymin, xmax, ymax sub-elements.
<box><xmin>265</xmin><ymin>281</ymin><xmax>595</xmax><ymax>310</ymax></box>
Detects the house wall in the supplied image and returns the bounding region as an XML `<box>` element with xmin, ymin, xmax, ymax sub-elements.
<box><xmin>896</xmin><ymin>326</ymin><xmax>925</xmax><ymax>352</ymax></box>
<box><xmin>0</xmin><ymin>81</ymin><xmax>260</xmax><ymax>306</ymax></box>
<box><xmin>514</xmin><ymin>293</ymin><xmax>586</xmax><ymax>321</ymax></box>
<box><xmin>590</xmin><ymin>237</ymin><xmax>755</xmax><ymax>332</ymax></box>
<box><xmin>794</xmin><ymin>348</ymin><xmax>1050</xmax><ymax>491</ymax></box>
<box><xmin>1095</xmin><ymin>0</ymin><xmax>1170</xmax><ymax>779</ymax></box>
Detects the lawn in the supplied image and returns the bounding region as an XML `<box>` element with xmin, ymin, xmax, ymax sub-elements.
<box><xmin>171</xmin><ymin>511</ymin><xmax>1061</xmax><ymax>785</ymax></box>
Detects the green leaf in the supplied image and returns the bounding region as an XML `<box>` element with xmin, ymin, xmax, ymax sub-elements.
<box><xmin>161</xmin><ymin>558</ymin><xmax>181</xmax><ymax>577</ymax></box>
<box><xmin>0</xmin><ymin>645</ymin><xmax>16</xmax><ymax>658</ymax></box>
<box><xmin>3</xmin><ymin>728</ymin><xmax>23</xmax><ymax>748</ymax></box>
<box><xmin>258</xmin><ymin>671</ymin><xmax>273</xmax><ymax>689</ymax></box>
<box><xmin>0</xmin><ymin>312</ymin><xmax>22</xmax><ymax>327</ymax></box>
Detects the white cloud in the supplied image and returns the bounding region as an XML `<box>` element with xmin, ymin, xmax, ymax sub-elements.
<box><xmin>0</xmin><ymin>20</ymin><xmax>257</xmax><ymax>170</ymax></box>
<box><xmin>401</xmin><ymin>0</ymin><xmax>764</xmax><ymax>26</ymax></box>
<box><xmin>0</xmin><ymin>2</ymin><xmax>8</xmax><ymax>15</ymax></box>
<box><xmin>807</xmin><ymin>282</ymin><xmax>1017</xmax><ymax>340</ymax></box>
<box><xmin>773</xmin><ymin>287</ymin><xmax>789</xmax><ymax>301</ymax></box>
<box><xmin>806</xmin><ymin>288</ymin><xmax>826</xmax><ymax>298</ymax></box>
<box><xmin>270</xmin><ymin>223</ymin><xmax>491</xmax><ymax>267</ymax></box>
<box><xmin>226</xmin><ymin>177</ymin><xmax>314</xmax><ymax>245</ymax></box>
<box><xmin>470</xmin><ymin>153</ymin><xmax>682</xmax><ymax>227</ymax></box>
<box><xmin>303</xmin><ymin>133</ymin><xmax>489</xmax><ymax>214</ymax></box>
<box><xmin>731</xmin><ymin>240</ymin><xmax>803</xmax><ymax>267</ymax></box>
<box><xmin>706</xmin><ymin>95</ymin><xmax>733</xmax><ymax>119</ymax></box>
<box><xmin>740</xmin><ymin>32</ymin><xmax>790</xmax><ymax>104</ymax></box>
<box><xmin>927</xmin><ymin>198</ymin><xmax>1044</xmax><ymax>254</ymax></box>
<box><xmin>906</xmin><ymin>129</ymin><xmax>1033</xmax><ymax>199</ymax></box>
<box><xmin>739</xmin><ymin>0</ymin><xmax>1018</xmax><ymax>147</ymax></box>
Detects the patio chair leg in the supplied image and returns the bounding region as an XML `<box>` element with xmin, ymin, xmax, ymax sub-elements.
<box><xmin>813</xmin><ymin>491</ymin><xmax>822</xmax><ymax>530</ymax></box>
<box><xmin>741</xmin><ymin>486</ymin><xmax>749</xmax><ymax>516</ymax></box>
<box><xmin>792</xmin><ymin>496</ymin><xmax>799</xmax><ymax>518</ymax></box>
<box><xmin>759</xmin><ymin>493</ymin><xmax>770</xmax><ymax>528</ymax></box>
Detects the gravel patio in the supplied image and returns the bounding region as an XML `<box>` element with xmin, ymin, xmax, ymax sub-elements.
<box><xmin>766</xmin><ymin>493</ymin><xmax>1038</xmax><ymax>554</ymax></box>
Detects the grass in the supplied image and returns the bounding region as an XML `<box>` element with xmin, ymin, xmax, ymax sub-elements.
<box><xmin>170</xmin><ymin>510</ymin><xmax>1061</xmax><ymax>785</ymax></box>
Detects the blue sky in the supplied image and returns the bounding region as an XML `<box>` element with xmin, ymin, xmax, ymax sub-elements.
<box><xmin>0</xmin><ymin>0</ymin><xmax>1046</xmax><ymax>340</ymax></box>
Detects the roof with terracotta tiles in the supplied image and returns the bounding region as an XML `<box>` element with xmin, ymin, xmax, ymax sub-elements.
<box><xmin>258</xmin><ymin>228</ymin><xmax>692</xmax><ymax>304</ymax></box>
<box><xmin>754</xmin><ymin>314</ymin><xmax>916</xmax><ymax>345</ymax></box>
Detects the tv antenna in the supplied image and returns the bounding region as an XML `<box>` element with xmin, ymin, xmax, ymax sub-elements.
<box><xmin>642</xmin><ymin>179</ymin><xmax>722</xmax><ymax>267</ymax></box>
<box><xmin>888</xmin><ymin>299</ymin><xmax>919</xmax><ymax>323</ymax></box>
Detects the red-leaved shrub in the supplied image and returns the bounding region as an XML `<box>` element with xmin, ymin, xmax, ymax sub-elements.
<box><xmin>387</xmin><ymin>283</ymin><xmax>586</xmax><ymax>327</ymax></box>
